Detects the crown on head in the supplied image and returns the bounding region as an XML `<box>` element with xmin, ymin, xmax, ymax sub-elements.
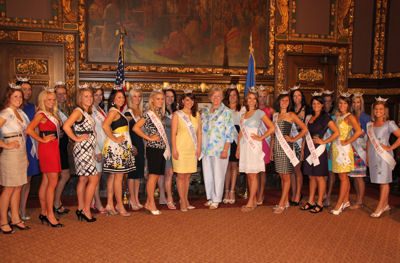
<box><xmin>113</xmin><ymin>84</ymin><xmax>123</xmax><ymax>90</ymax></box>
<box><xmin>291</xmin><ymin>85</ymin><xmax>300</xmax><ymax>91</ymax></box>
<box><xmin>163</xmin><ymin>84</ymin><xmax>172</xmax><ymax>90</ymax></box>
<box><xmin>131</xmin><ymin>84</ymin><xmax>142</xmax><ymax>91</ymax></box>
<box><xmin>16</xmin><ymin>76</ymin><xmax>30</xmax><ymax>83</ymax></box>
<box><xmin>279</xmin><ymin>89</ymin><xmax>289</xmax><ymax>95</ymax></box>
<box><xmin>92</xmin><ymin>84</ymin><xmax>103</xmax><ymax>90</ymax></box>
<box><xmin>54</xmin><ymin>81</ymin><xmax>65</xmax><ymax>86</ymax></box>
<box><xmin>78</xmin><ymin>83</ymin><xmax>89</xmax><ymax>89</ymax></box>
<box><xmin>322</xmin><ymin>90</ymin><xmax>334</xmax><ymax>95</ymax></box>
<box><xmin>153</xmin><ymin>85</ymin><xmax>163</xmax><ymax>92</ymax></box>
<box><xmin>311</xmin><ymin>91</ymin><xmax>323</xmax><ymax>97</ymax></box>
<box><xmin>228</xmin><ymin>84</ymin><xmax>237</xmax><ymax>90</ymax></box>
<box><xmin>183</xmin><ymin>88</ymin><xmax>193</xmax><ymax>94</ymax></box>
<box><xmin>43</xmin><ymin>86</ymin><xmax>55</xmax><ymax>92</ymax></box>
<box><xmin>257</xmin><ymin>85</ymin><xmax>266</xmax><ymax>92</ymax></box>
<box><xmin>9</xmin><ymin>82</ymin><xmax>21</xmax><ymax>90</ymax></box>
<box><xmin>353</xmin><ymin>91</ymin><xmax>363</xmax><ymax>98</ymax></box>
<box><xmin>375</xmin><ymin>96</ymin><xmax>388</xmax><ymax>103</ymax></box>
<box><xmin>248</xmin><ymin>86</ymin><xmax>258</xmax><ymax>93</ymax></box>
<box><xmin>340</xmin><ymin>92</ymin><xmax>351</xmax><ymax>98</ymax></box>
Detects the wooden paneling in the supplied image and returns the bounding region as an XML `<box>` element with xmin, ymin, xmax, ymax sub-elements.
<box><xmin>385</xmin><ymin>0</ymin><xmax>400</xmax><ymax>73</ymax></box>
<box><xmin>294</xmin><ymin>0</ymin><xmax>331</xmax><ymax>35</ymax></box>
<box><xmin>352</xmin><ymin>0</ymin><xmax>375</xmax><ymax>74</ymax></box>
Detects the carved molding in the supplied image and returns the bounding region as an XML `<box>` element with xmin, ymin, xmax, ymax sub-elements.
<box><xmin>337</xmin><ymin>0</ymin><xmax>352</xmax><ymax>39</ymax></box>
<box><xmin>15</xmin><ymin>58</ymin><xmax>49</xmax><ymax>76</ymax></box>
<box><xmin>267</xmin><ymin>0</ymin><xmax>276</xmax><ymax>76</ymax></box>
<box><xmin>275</xmin><ymin>42</ymin><xmax>347</xmax><ymax>96</ymax></box>
<box><xmin>0</xmin><ymin>29</ymin><xmax>76</xmax><ymax>108</ymax></box>
<box><xmin>297</xmin><ymin>68</ymin><xmax>324</xmax><ymax>83</ymax></box>
<box><xmin>276</xmin><ymin>0</ymin><xmax>289</xmax><ymax>35</ymax></box>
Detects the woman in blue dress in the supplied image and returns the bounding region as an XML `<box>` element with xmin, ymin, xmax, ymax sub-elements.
<box><xmin>17</xmin><ymin>78</ymin><xmax>40</xmax><ymax>221</ymax></box>
<box><xmin>367</xmin><ymin>98</ymin><xmax>400</xmax><ymax>217</ymax></box>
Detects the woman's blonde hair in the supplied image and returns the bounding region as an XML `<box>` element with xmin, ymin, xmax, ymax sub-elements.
<box><xmin>147</xmin><ymin>91</ymin><xmax>165</xmax><ymax>119</ymax></box>
<box><xmin>351</xmin><ymin>96</ymin><xmax>365</xmax><ymax>114</ymax></box>
<box><xmin>208</xmin><ymin>86</ymin><xmax>223</xmax><ymax>100</ymax></box>
<box><xmin>128</xmin><ymin>88</ymin><xmax>143</xmax><ymax>118</ymax></box>
<box><xmin>37</xmin><ymin>90</ymin><xmax>60</xmax><ymax>120</ymax></box>
<box><xmin>76</xmin><ymin>88</ymin><xmax>93</xmax><ymax>114</ymax></box>
<box><xmin>371</xmin><ymin>101</ymin><xmax>389</xmax><ymax>121</ymax></box>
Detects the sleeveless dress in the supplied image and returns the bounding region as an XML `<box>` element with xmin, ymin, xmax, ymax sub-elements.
<box><xmin>229</xmin><ymin>109</ymin><xmax>240</xmax><ymax>162</ymax></box>
<box><xmin>239</xmin><ymin>110</ymin><xmax>266</xmax><ymax>174</ymax></box>
<box><xmin>172</xmin><ymin>112</ymin><xmax>200</xmax><ymax>173</ymax></box>
<box><xmin>125</xmin><ymin>110</ymin><xmax>144</xmax><ymax>179</ymax></box>
<box><xmin>58</xmin><ymin>107</ymin><xmax>70</xmax><ymax>170</ymax></box>
<box><xmin>165</xmin><ymin>112</ymin><xmax>173</xmax><ymax>169</ymax></box>
<box><xmin>350</xmin><ymin>113</ymin><xmax>370</xmax><ymax>177</ymax></box>
<box><xmin>368</xmin><ymin>121</ymin><xmax>399</xmax><ymax>184</ymax></box>
<box><xmin>37</xmin><ymin>112</ymin><xmax>62</xmax><ymax>173</ymax></box>
<box><xmin>72</xmin><ymin>108</ymin><xmax>97</xmax><ymax>176</ymax></box>
<box><xmin>302</xmin><ymin>113</ymin><xmax>331</xmax><ymax>177</ymax></box>
<box><xmin>332</xmin><ymin>113</ymin><xmax>354</xmax><ymax>173</ymax></box>
<box><xmin>102</xmin><ymin>108</ymin><xmax>135</xmax><ymax>173</ymax></box>
<box><xmin>0</xmin><ymin>107</ymin><xmax>28</xmax><ymax>186</ymax></box>
<box><xmin>23</xmin><ymin>103</ymin><xmax>40</xmax><ymax>176</ymax></box>
<box><xmin>273</xmin><ymin>120</ymin><xmax>294</xmax><ymax>174</ymax></box>
<box><xmin>260</xmin><ymin>107</ymin><xmax>272</xmax><ymax>164</ymax></box>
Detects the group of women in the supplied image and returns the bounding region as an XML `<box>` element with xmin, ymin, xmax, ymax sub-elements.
<box><xmin>0</xmin><ymin>80</ymin><xmax>399</xmax><ymax>235</ymax></box>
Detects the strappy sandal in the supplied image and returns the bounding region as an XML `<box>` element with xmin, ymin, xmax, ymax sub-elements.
<box><xmin>310</xmin><ymin>204</ymin><xmax>323</xmax><ymax>214</ymax></box>
<box><xmin>166</xmin><ymin>201</ymin><xmax>176</xmax><ymax>210</ymax></box>
<box><xmin>241</xmin><ymin>206</ymin><xmax>256</xmax><ymax>212</ymax></box>
<box><xmin>0</xmin><ymin>223</ymin><xmax>14</xmax><ymax>234</ymax></box>
<box><xmin>300</xmin><ymin>202</ymin><xmax>315</xmax><ymax>211</ymax></box>
<box><xmin>54</xmin><ymin>205</ymin><xmax>70</xmax><ymax>215</ymax></box>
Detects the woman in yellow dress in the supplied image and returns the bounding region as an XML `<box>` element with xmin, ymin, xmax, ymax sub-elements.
<box><xmin>171</xmin><ymin>91</ymin><xmax>201</xmax><ymax>212</ymax></box>
<box><xmin>331</xmin><ymin>93</ymin><xmax>361</xmax><ymax>215</ymax></box>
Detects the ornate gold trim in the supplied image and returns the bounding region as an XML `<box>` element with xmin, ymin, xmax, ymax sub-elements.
<box><xmin>267</xmin><ymin>0</ymin><xmax>276</xmax><ymax>76</ymax></box>
<box><xmin>275</xmin><ymin>42</ymin><xmax>347</xmax><ymax>96</ymax></box>
<box><xmin>15</xmin><ymin>58</ymin><xmax>49</xmax><ymax>76</ymax></box>
<box><xmin>348</xmin><ymin>88</ymin><xmax>400</xmax><ymax>95</ymax></box>
<box><xmin>77</xmin><ymin>0</ymin><xmax>266</xmax><ymax>76</ymax></box>
<box><xmin>297</xmin><ymin>68</ymin><xmax>324</xmax><ymax>82</ymax></box>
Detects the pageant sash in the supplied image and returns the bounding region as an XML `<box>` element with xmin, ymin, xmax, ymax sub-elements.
<box><xmin>19</xmin><ymin>109</ymin><xmax>37</xmax><ymax>158</ymax></box>
<box><xmin>147</xmin><ymin>110</ymin><xmax>171</xmax><ymax>160</ymax></box>
<box><xmin>239</xmin><ymin>111</ymin><xmax>262</xmax><ymax>154</ymax></box>
<box><xmin>37</xmin><ymin>110</ymin><xmax>60</xmax><ymax>140</ymax></box>
<box><xmin>367</xmin><ymin>122</ymin><xmax>396</xmax><ymax>170</ymax></box>
<box><xmin>304</xmin><ymin>115</ymin><xmax>325</xmax><ymax>166</ymax></box>
<box><xmin>273</xmin><ymin>113</ymin><xmax>299</xmax><ymax>167</ymax></box>
<box><xmin>258</xmin><ymin>121</ymin><xmax>271</xmax><ymax>147</ymax></box>
<box><xmin>351</xmin><ymin>131</ymin><xmax>367</xmax><ymax>163</ymax></box>
<box><xmin>334</xmin><ymin>113</ymin><xmax>352</xmax><ymax>166</ymax></box>
<box><xmin>176</xmin><ymin>110</ymin><xmax>198</xmax><ymax>155</ymax></box>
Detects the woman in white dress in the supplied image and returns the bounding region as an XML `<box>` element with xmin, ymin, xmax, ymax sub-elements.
<box><xmin>236</xmin><ymin>88</ymin><xmax>274</xmax><ymax>212</ymax></box>
<box><xmin>0</xmin><ymin>84</ymin><xmax>30</xmax><ymax>233</ymax></box>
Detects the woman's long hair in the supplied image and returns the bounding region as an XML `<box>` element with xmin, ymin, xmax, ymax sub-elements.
<box><xmin>178</xmin><ymin>93</ymin><xmax>198</xmax><ymax>117</ymax></box>
<box><xmin>107</xmin><ymin>89</ymin><xmax>126</xmax><ymax>111</ymax></box>
<box><xmin>76</xmin><ymin>87</ymin><xmax>93</xmax><ymax>114</ymax></box>
<box><xmin>128</xmin><ymin>88</ymin><xmax>143</xmax><ymax>118</ymax></box>
<box><xmin>243</xmin><ymin>91</ymin><xmax>258</xmax><ymax>111</ymax></box>
<box><xmin>148</xmin><ymin>91</ymin><xmax>165</xmax><ymax>120</ymax></box>
<box><xmin>274</xmin><ymin>94</ymin><xmax>291</xmax><ymax>113</ymax></box>
<box><xmin>164</xmin><ymin>88</ymin><xmax>177</xmax><ymax>115</ymax></box>
<box><xmin>0</xmin><ymin>88</ymin><xmax>23</xmax><ymax>111</ymax></box>
<box><xmin>223</xmin><ymin>87</ymin><xmax>241</xmax><ymax>111</ymax></box>
<box><xmin>37</xmin><ymin>90</ymin><xmax>60</xmax><ymax>120</ymax></box>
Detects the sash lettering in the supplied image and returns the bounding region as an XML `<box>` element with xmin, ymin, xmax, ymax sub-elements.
<box><xmin>367</xmin><ymin>122</ymin><xmax>396</xmax><ymax>170</ymax></box>
<box><xmin>147</xmin><ymin>110</ymin><xmax>171</xmax><ymax>160</ymax></box>
<box><xmin>273</xmin><ymin>113</ymin><xmax>299</xmax><ymax>167</ymax></box>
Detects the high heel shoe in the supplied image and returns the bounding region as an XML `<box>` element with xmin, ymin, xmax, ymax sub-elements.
<box><xmin>116</xmin><ymin>208</ymin><xmax>131</xmax><ymax>217</ymax></box>
<box><xmin>273</xmin><ymin>205</ymin><xmax>287</xmax><ymax>214</ymax></box>
<box><xmin>76</xmin><ymin>209</ymin><xmax>83</xmax><ymax>221</ymax></box>
<box><xmin>44</xmin><ymin>217</ymin><xmax>64</xmax><ymax>228</ymax></box>
<box><xmin>129</xmin><ymin>200</ymin><xmax>141</xmax><ymax>211</ymax></box>
<box><xmin>39</xmin><ymin>214</ymin><xmax>47</xmax><ymax>224</ymax></box>
<box><xmin>370</xmin><ymin>205</ymin><xmax>391</xmax><ymax>218</ymax></box>
<box><xmin>166</xmin><ymin>201</ymin><xmax>177</xmax><ymax>210</ymax></box>
<box><xmin>54</xmin><ymin>205</ymin><xmax>70</xmax><ymax>215</ymax></box>
<box><xmin>145</xmin><ymin>206</ymin><xmax>161</xmax><ymax>215</ymax></box>
<box><xmin>330</xmin><ymin>203</ymin><xmax>344</xmax><ymax>215</ymax></box>
<box><xmin>342</xmin><ymin>201</ymin><xmax>350</xmax><ymax>210</ymax></box>
<box><xmin>105</xmin><ymin>206</ymin><xmax>117</xmax><ymax>216</ymax></box>
<box><xmin>80</xmin><ymin>211</ymin><xmax>96</xmax><ymax>222</ymax></box>
<box><xmin>0</xmin><ymin>223</ymin><xmax>14</xmax><ymax>234</ymax></box>
<box><xmin>223</xmin><ymin>189</ymin><xmax>229</xmax><ymax>204</ymax></box>
<box><xmin>10</xmin><ymin>221</ymin><xmax>30</xmax><ymax>230</ymax></box>
<box><xmin>228</xmin><ymin>190</ymin><xmax>236</xmax><ymax>204</ymax></box>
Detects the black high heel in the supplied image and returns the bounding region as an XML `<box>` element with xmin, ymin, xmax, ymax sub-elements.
<box><xmin>39</xmin><ymin>214</ymin><xmax>47</xmax><ymax>224</ymax></box>
<box><xmin>80</xmin><ymin>211</ymin><xmax>96</xmax><ymax>223</ymax></box>
<box><xmin>76</xmin><ymin>209</ymin><xmax>83</xmax><ymax>221</ymax></box>
<box><xmin>44</xmin><ymin>217</ymin><xmax>64</xmax><ymax>228</ymax></box>
<box><xmin>0</xmin><ymin>223</ymin><xmax>14</xmax><ymax>234</ymax></box>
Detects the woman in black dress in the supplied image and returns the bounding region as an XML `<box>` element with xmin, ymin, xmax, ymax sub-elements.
<box><xmin>301</xmin><ymin>94</ymin><xmax>339</xmax><ymax>213</ymax></box>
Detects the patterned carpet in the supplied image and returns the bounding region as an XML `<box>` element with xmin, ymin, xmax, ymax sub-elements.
<box><xmin>1</xmin><ymin>194</ymin><xmax>399</xmax><ymax>263</ymax></box>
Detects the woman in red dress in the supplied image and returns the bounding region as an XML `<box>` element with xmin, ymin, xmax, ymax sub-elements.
<box><xmin>26</xmin><ymin>89</ymin><xmax>63</xmax><ymax>227</ymax></box>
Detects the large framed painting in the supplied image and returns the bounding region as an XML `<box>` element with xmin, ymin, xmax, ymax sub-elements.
<box><xmin>86</xmin><ymin>0</ymin><xmax>269</xmax><ymax>68</ymax></box>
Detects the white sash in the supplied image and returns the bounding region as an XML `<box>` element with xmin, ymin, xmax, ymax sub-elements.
<box><xmin>37</xmin><ymin>110</ymin><xmax>60</xmax><ymax>139</ymax></box>
<box><xmin>20</xmin><ymin>110</ymin><xmax>37</xmax><ymax>158</ymax></box>
<box><xmin>367</xmin><ymin>122</ymin><xmax>396</xmax><ymax>170</ymax></box>
<box><xmin>239</xmin><ymin>111</ymin><xmax>262</xmax><ymax>154</ymax></box>
<box><xmin>176</xmin><ymin>110</ymin><xmax>198</xmax><ymax>155</ymax></box>
<box><xmin>273</xmin><ymin>113</ymin><xmax>299</xmax><ymax>167</ymax></box>
<box><xmin>147</xmin><ymin>110</ymin><xmax>171</xmax><ymax>160</ymax></box>
<box><xmin>258</xmin><ymin>121</ymin><xmax>271</xmax><ymax>147</ymax></box>
<box><xmin>304</xmin><ymin>115</ymin><xmax>326</xmax><ymax>166</ymax></box>
<box><xmin>334</xmin><ymin>113</ymin><xmax>352</xmax><ymax>166</ymax></box>
<box><xmin>351</xmin><ymin>131</ymin><xmax>367</xmax><ymax>163</ymax></box>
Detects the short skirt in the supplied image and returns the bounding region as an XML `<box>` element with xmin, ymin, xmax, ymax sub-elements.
<box><xmin>0</xmin><ymin>136</ymin><xmax>28</xmax><ymax>186</ymax></box>
<box><xmin>146</xmin><ymin>147</ymin><xmax>166</xmax><ymax>176</ymax></box>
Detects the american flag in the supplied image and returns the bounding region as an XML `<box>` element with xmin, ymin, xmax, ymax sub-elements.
<box><xmin>115</xmin><ymin>40</ymin><xmax>125</xmax><ymax>88</ymax></box>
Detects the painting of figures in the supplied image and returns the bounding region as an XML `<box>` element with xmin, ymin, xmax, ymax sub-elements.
<box><xmin>87</xmin><ymin>0</ymin><xmax>268</xmax><ymax>67</ymax></box>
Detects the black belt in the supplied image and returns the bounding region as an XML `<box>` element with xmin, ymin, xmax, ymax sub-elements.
<box><xmin>75</xmin><ymin>131</ymin><xmax>93</xmax><ymax>135</ymax></box>
<box><xmin>39</xmin><ymin>131</ymin><xmax>58</xmax><ymax>139</ymax></box>
<box><xmin>3</xmin><ymin>134</ymin><xmax>23</xmax><ymax>139</ymax></box>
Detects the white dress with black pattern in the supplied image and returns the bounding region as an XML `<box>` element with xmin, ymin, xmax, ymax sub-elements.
<box><xmin>72</xmin><ymin>108</ymin><xmax>98</xmax><ymax>176</ymax></box>
<box><xmin>102</xmin><ymin>108</ymin><xmax>136</xmax><ymax>173</ymax></box>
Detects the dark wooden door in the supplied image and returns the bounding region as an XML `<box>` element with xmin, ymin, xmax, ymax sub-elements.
<box><xmin>287</xmin><ymin>54</ymin><xmax>337</xmax><ymax>104</ymax></box>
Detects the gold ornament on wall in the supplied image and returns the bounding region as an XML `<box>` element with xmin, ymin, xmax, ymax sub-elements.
<box><xmin>15</xmin><ymin>58</ymin><xmax>48</xmax><ymax>76</ymax></box>
<box><xmin>298</xmin><ymin>68</ymin><xmax>324</xmax><ymax>83</ymax></box>
<box><xmin>276</xmin><ymin>0</ymin><xmax>289</xmax><ymax>35</ymax></box>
